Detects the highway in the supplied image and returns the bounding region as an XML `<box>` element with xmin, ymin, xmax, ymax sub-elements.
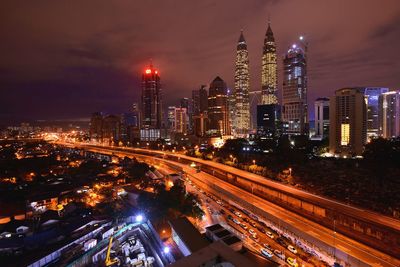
<box><xmin>57</xmin><ymin>142</ymin><xmax>400</xmax><ymax>267</ymax></box>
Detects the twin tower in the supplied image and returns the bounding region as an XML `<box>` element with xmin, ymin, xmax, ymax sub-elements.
<box><xmin>233</xmin><ymin>22</ymin><xmax>277</xmax><ymax>137</ymax></box>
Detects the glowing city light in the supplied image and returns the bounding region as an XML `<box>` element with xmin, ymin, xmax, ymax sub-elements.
<box><xmin>163</xmin><ymin>246</ymin><xmax>170</xmax><ymax>253</ymax></box>
<box><xmin>145</xmin><ymin>69</ymin><xmax>152</xmax><ymax>74</ymax></box>
<box><xmin>292</xmin><ymin>44</ymin><xmax>297</xmax><ymax>49</ymax></box>
<box><xmin>135</xmin><ymin>214</ymin><xmax>144</xmax><ymax>222</ymax></box>
<box><xmin>299</xmin><ymin>35</ymin><xmax>304</xmax><ymax>40</ymax></box>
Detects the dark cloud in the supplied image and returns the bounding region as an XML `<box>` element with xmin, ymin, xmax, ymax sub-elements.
<box><xmin>0</xmin><ymin>0</ymin><xmax>399</xmax><ymax>124</ymax></box>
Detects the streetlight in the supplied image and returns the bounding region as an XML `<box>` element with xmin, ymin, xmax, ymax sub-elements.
<box><xmin>163</xmin><ymin>246</ymin><xmax>170</xmax><ymax>254</ymax></box>
<box><xmin>288</xmin><ymin>167</ymin><xmax>292</xmax><ymax>176</ymax></box>
<box><xmin>252</xmin><ymin>159</ymin><xmax>256</xmax><ymax>165</ymax></box>
<box><xmin>135</xmin><ymin>214</ymin><xmax>144</xmax><ymax>223</ymax></box>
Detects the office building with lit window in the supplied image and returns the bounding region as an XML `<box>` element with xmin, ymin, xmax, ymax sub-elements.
<box><xmin>207</xmin><ymin>76</ymin><xmax>230</xmax><ymax>136</ymax></box>
<box><xmin>329</xmin><ymin>88</ymin><xmax>367</xmax><ymax>157</ymax></box>
<box><xmin>379</xmin><ymin>90</ymin><xmax>400</xmax><ymax>139</ymax></box>
<box><xmin>173</xmin><ymin>107</ymin><xmax>188</xmax><ymax>134</ymax></box>
<box><xmin>362</xmin><ymin>87</ymin><xmax>389</xmax><ymax>139</ymax></box>
<box><xmin>261</xmin><ymin>22</ymin><xmax>278</xmax><ymax>105</ymax></box>
<box><xmin>233</xmin><ymin>30</ymin><xmax>250</xmax><ymax>137</ymax></box>
<box><xmin>314</xmin><ymin>98</ymin><xmax>330</xmax><ymax>139</ymax></box>
<box><xmin>282</xmin><ymin>44</ymin><xmax>308</xmax><ymax>135</ymax></box>
<box><xmin>256</xmin><ymin>104</ymin><xmax>280</xmax><ymax>137</ymax></box>
<box><xmin>140</xmin><ymin>64</ymin><xmax>163</xmax><ymax>141</ymax></box>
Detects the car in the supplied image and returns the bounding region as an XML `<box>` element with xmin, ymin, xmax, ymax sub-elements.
<box><xmin>250</xmin><ymin>233</ymin><xmax>259</xmax><ymax>242</ymax></box>
<box><xmin>234</xmin><ymin>211</ymin><xmax>242</xmax><ymax>218</ymax></box>
<box><xmin>259</xmin><ymin>221</ymin><xmax>267</xmax><ymax>227</ymax></box>
<box><xmin>250</xmin><ymin>214</ymin><xmax>259</xmax><ymax>221</ymax></box>
<box><xmin>240</xmin><ymin>223</ymin><xmax>248</xmax><ymax>230</ymax></box>
<box><xmin>287</xmin><ymin>245</ymin><xmax>297</xmax><ymax>254</ymax></box>
<box><xmin>227</xmin><ymin>214</ymin><xmax>233</xmax><ymax>220</ymax></box>
<box><xmin>274</xmin><ymin>249</ymin><xmax>286</xmax><ymax>260</ymax></box>
<box><xmin>228</xmin><ymin>208</ymin><xmax>235</xmax><ymax>213</ymax></box>
<box><xmin>260</xmin><ymin>248</ymin><xmax>273</xmax><ymax>258</ymax></box>
<box><xmin>242</xmin><ymin>209</ymin><xmax>250</xmax><ymax>215</ymax></box>
<box><xmin>220</xmin><ymin>209</ymin><xmax>225</xmax><ymax>214</ymax></box>
<box><xmin>216</xmin><ymin>200</ymin><xmax>222</xmax><ymax>205</ymax></box>
<box><xmin>263</xmin><ymin>243</ymin><xmax>272</xmax><ymax>250</ymax></box>
<box><xmin>286</xmin><ymin>257</ymin><xmax>298</xmax><ymax>267</ymax></box>
<box><xmin>250</xmin><ymin>221</ymin><xmax>257</xmax><ymax>227</ymax></box>
<box><xmin>233</xmin><ymin>218</ymin><xmax>241</xmax><ymax>225</ymax></box>
<box><xmin>248</xmin><ymin>229</ymin><xmax>256</xmax><ymax>235</ymax></box>
<box><xmin>257</xmin><ymin>226</ymin><xmax>266</xmax><ymax>234</ymax></box>
<box><xmin>243</xmin><ymin>217</ymin><xmax>250</xmax><ymax>223</ymax></box>
<box><xmin>266</xmin><ymin>231</ymin><xmax>274</xmax><ymax>239</ymax></box>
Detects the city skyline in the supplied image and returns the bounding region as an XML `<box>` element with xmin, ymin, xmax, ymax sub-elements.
<box><xmin>1</xmin><ymin>1</ymin><xmax>400</xmax><ymax>125</ymax></box>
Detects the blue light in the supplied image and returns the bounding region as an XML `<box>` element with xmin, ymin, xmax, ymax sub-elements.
<box><xmin>136</xmin><ymin>214</ymin><xmax>144</xmax><ymax>222</ymax></box>
<box><xmin>163</xmin><ymin>246</ymin><xmax>170</xmax><ymax>253</ymax></box>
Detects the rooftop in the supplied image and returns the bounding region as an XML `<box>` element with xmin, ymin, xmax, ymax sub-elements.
<box><xmin>169</xmin><ymin>217</ymin><xmax>209</xmax><ymax>253</ymax></box>
<box><xmin>169</xmin><ymin>241</ymin><xmax>254</xmax><ymax>267</ymax></box>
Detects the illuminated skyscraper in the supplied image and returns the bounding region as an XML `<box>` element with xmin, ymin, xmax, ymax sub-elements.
<box><xmin>362</xmin><ymin>87</ymin><xmax>389</xmax><ymax>139</ymax></box>
<box><xmin>379</xmin><ymin>91</ymin><xmax>400</xmax><ymax>138</ymax></box>
<box><xmin>314</xmin><ymin>98</ymin><xmax>330</xmax><ymax>139</ymax></box>
<box><xmin>233</xmin><ymin>30</ymin><xmax>250</xmax><ymax>137</ymax></box>
<box><xmin>282</xmin><ymin>44</ymin><xmax>308</xmax><ymax>135</ymax></box>
<box><xmin>261</xmin><ymin>22</ymin><xmax>278</xmax><ymax>105</ymax></box>
<box><xmin>208</xmin><ymin>76</ymin><xmax>230</xmax><ymax>136</ymax></box>
<box><xmin>140</xmin><ymin>63</ymin><xmax>163</xmax><ymax>141</ymax></box>
<box><xmin>329</xmin><ymin>88</ymin><xmax>367</xmax><ymax>157</ymax></box>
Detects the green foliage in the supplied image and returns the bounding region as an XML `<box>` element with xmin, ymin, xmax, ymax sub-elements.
<box><xmin>137</xmin><ymin>183</ymin><xmax>204</xmax><ymax>220</ymax></box>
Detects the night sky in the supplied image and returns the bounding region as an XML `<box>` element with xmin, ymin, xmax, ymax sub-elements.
<box><xmin>1</xmin><ymin>0</ymin><xmax>400</xmax><ymax>124</ymax></box>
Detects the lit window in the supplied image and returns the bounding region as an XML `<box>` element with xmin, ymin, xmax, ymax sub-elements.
<box><xmin>341</xmin><ymin>124</ymin><xmax>350</xmax><ymax>146</ymax></box>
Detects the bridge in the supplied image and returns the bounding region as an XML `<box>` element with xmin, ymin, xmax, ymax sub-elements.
<box><xmin>58</xmin><ymin>142</ymin><xmax>400</xmax><ymax>266</ymax></box>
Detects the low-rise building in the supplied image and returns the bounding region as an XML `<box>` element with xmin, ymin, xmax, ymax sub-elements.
<box><xmin>169</xmin><ymin>217</ymin><xmax>209</xmax><ymax>257</ymax></box>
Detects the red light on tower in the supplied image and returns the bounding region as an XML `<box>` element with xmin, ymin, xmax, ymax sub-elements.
<box><xmin>145</xmin><ymin>69</ymin><xmax>152</xmax><ymax>74</ymax></box>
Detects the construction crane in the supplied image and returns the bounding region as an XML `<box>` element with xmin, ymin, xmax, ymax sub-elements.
<box><xmin>105</xmin><ymin>236</ymin><xmax>120</xmax><ymax>266</ymax></box>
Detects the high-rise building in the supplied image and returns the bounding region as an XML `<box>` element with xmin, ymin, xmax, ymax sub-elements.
<box><xmin>233</xmin><ymin>30</ymin><xmax>250</xmax><ymax>137</ymax></box>
<box><xmin>102</xmin><ymin>115</ymin><xmax>121</xmax><ymax>145</ymax></box>
<box><xmin>314</xmin><ymin>98</ymin><xmax>330</xmax><ymax>139</ymax></box>
<box><xmin>261</xmin><ymin>22</ymin><xmax>278</xmax><ymax>105</ymax></box>
<box><xmin>362</xmin><ymin>87</ymin><xmax>389</xmax><ymax>139</ymax></box>
<box><xmin>174</xmin><ymin>107</ymin><xmax>188</xmax><ymax>134</ymax></box>
<box><xmin>89</xmin><ymin>112</ymin><xmax>103</xmax><ymax>142</ymax></box>
<box><xmin>257</xmin><ymin>104</ymin><xmax>280</xmax><ymax>137</ymax></box>
<box><xmin>193</xmin><ymin>112</ymin><xmax>208</xmax><ymax>137</ymax></box>
<box><xmin>282</xmin><ymin>44</ymin><xmax>308</xmax><ymax>135</ymax></box>
<box><xmin>329</xmin><ymin>88</ymin><xmax>367</xmax><ymax>157</ymax></box>
<box><xmin>227</xmin><ymin>88</ymin><xmax>235</xmax><ymax>136</ymax></box>
<box><xmin>192</xmin><ymin>85</ymin><xmax>208</xmax><ymax>115</ymax></box>
<box><xmin>167</xmin><ymin>106</ymin><xmax>176</xmax><ymax>131</ymax></box>
<box><xmin>379</xmin><ymin>91</ymin><xmax>400</xmax><ymax>139</ymax></box>
<box><xmin>199</xmin><ymin>85</ymin><xmax>208</xmax><ymax>113</ymax></box>
<box><xmin>180</xmin><ymin>97</ymin><xmax>193</xmax><ymax>133</ymax></box>
<box><xmin>208</xmin><ymin>76</ymin><xmax>230</xmax><ymax>136</ymax></box>
<box><xmin>192</xmin><ymin>90</ymin><xmax>200</xmax><ymax>116</ymax></box>
<box><xmin>140</xmin><ymin>63</ymin><xmax>163</xmax><ymax>141</ymax></box>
